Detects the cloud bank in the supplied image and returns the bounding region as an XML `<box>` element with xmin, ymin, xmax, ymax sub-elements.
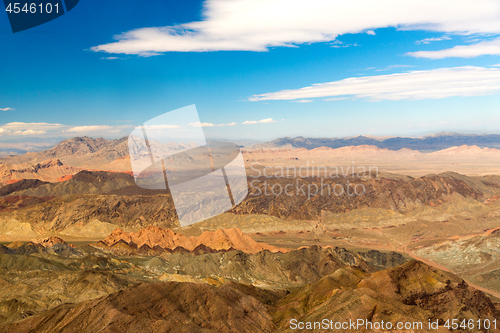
<box><xmin>248</xmin><ymin>67</ymin><xmax>500</xmax><ymax>102</ymax></box>
<box><xmin>91</xmin><ymin>0</ymin><xmax>500</xmax><ymax>55</ymax></box>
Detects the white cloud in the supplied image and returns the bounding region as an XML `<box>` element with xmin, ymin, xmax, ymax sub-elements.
<box><xmin>0</xmin><ymin>122</ymin><xmax>64</xmax><ymax>136</ymax></box>
<box><xmin>0</xmin><ymin>108</ymin><xmax>14</xmax><ymax>111</ymax></box>
<box><xmin>91</xmin><ymin>0</ymin><xmax>500</xmax><ymax>54</ymax></box>
<box><xmin>242</xmin><ymin>118</ymin><xmax>277</xmax><ymax>125</ymax></box>
<box><xmin>1</xmin><ymin>122</ymin><xmax>64</xmax><ymax>130</ymax></box>
<box><xmin>101</xmin><ymin>56</ymin><xmax>122</xmax><ymax>60</ymax></box>
<box><xmin>142</xmin><ymin>124</ymin><xmax>180</xmax><ymax>130</ymax></box>
<box><xmin>15</xmin><ymin>130</ymin><xmax>46</xmax><ymax>136</ymax></box>
<box><xmin>408</xmin><ymin>38</ymin><xmax>500</xmax><ymax>59</ymax></box>
<box><xmin>331</xmin><ymin>42</ymin><xmax>359</xmax><ymax>49</ymax></box>
<box><xmin>191</xmin><ymin>122</ymin><xmax>215</xmax><ymax>127</ymax></box>
<box><xmin>366</xmin><ymin>30</ymin><xmax>376</xmax><ymax>35</ymax></box>
<box><xmin>415</xmin><ymin>35</ymin><xmax>451</xmax><ymax>44</ymax></box>
<box><xmin>65</xmin><ymin>125</ymin><xmax>113</xmax><ymax>133</ymax></box>
<box><xmin>248</xmin><ymin>66</ymin><xmax>500</xmax><ymax>102</ymax></box>
<box><xmin>0</xmin><ymin>129</ymin><xmax>46</xmax><ymax>136</ymax></box>
<box><xmin>189</xmin><ymin>121</ymin><xmax>237</xmax><ymax>127</ymax></box>
<box><xmin>292</xmin><ymin>99</ymin><xmax>313</xmax><ymax>103</ymax></box>
<box><xmin>493</xmin><ymin>64</ymin><xmax>500</xmax><ymax>67</ymax></box>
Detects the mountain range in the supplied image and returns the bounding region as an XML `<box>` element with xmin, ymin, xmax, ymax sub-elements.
<box><xmin>3</xmin><ymin>132</ymin><xmax>500</xmax><ymax>166</ymax></box>
<box><xmin>252</xmin><ymin>133</ymin><xmax>500</xmax><ymax>151</ymax></box>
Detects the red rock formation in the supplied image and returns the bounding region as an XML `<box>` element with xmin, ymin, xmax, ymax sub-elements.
<box><xmin>194</xmin><ymin>228</ymin><xmax>280</xmax><ymax>253</ymax></box>
<box><xmin>101</xmin><ymin>226</ymin><xmax>286</xmax><ymax>254</ymax></box>
<box><xmin>56</xmin><ymin>175</ymin><xmax>73</xmax><ymax>182</ymax></box>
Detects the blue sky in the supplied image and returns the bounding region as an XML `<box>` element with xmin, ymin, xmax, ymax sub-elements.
<box><xmin>1</xmin><ymin>0</ymin><xmax>500</xmax><ymax>141</ymax></box>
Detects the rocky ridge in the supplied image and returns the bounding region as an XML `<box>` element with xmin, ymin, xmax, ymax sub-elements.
<box><xmin>99</xmin><ymin>226</ymin><xmax>286</xmax><ymax>254</ymax></box>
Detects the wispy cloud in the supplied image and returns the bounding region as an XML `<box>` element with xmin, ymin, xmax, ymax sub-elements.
<box><xmin>189</xmin><ymin>121</ymin><xmax>237</xmax><ymax>127</ymax></box>
<box><xmin>248</xmin><ymin>66</ymin><xmax>500</xmax><ymax>102</ymax></box>
<box><xmin>101</xmin><ymin>56</ymin><xmax>122</xmax><ymax>60</ymax></box>
<box><xmin>65</xmin><ymin>125</ymin><xmax>113</xmax><ymax>132</ymax></box>
<box><xmin>242</xmin><ymin>118</ymin><xmax>277</xmax><ymax>125</ymax></box>
<box><xmin>415</xmin><ymin>36</ymin><xmax>451</xmax><ymax>45</ymax></box>
<box><xmin>292</xmin><ymin>99</ymin><xmax>313</xmax><ymax>103</ymax></box>
<box><xmin>0</xmin><ymin>108</ymin><xmax>14</xmax><ymax>111</ymax></box>
<box><xmin>376</xmin><ymin>64</ymin><xmax>415</xmax><ymax>72</ymax></box>
<box><xmin>408</xmin><ymin>38</ymin><xmax>500</xmax><ymax>59</ymax></box>
<box><xmin>91</xmin><ymin>0</ymin><xmax>500</xmax><ymax>54</ymax></box>
<box><xmin>329</xmin><ymin>40</ymin><xmax>359</xmax><ymax>48</ymax></box>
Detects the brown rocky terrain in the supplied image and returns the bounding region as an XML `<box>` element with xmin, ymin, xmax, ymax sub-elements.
<box><xmin>1</xmin><ymin>261</ymin><xmax>498</xmax><ymax>333</ymax></box>
<box><xmin>0</xmin><ymin>230</ymin><xmax>408</xmax><ymax>327</ymax></box>
<box><xmin>233</xmin><ymin>172</ymin><xmax>500</xmax><ymax>220</ymax></box>
<box><xmin>2</xmin><ymin>171</ymin><xmax>499</xmax><ymax>239</ymax></box>
<box><xmin>0</xmin><ymin>195</ymin><xmax>55</xmax><ymax>213</ymax></box>
<box><xmin>273</xmin><ymin>260</ymin><xmax>500</xmax><ymax>332</ymax></box>
<box><xmin>0</xmin><ymin>159</ymin><xmax>83</xmax><ymax>184</ymax></box>
<box><xmin>415</xmin><ymin>228</ymin><xmax>500</xmax><ymax>294</ymax></box>
<box><xmin>2</xmin><ymin>168</ymin><xmax>500</xmax><ymax>300</ymax></box>
<box><xmin>0</xmin><ymin>179</ymin><xmax>49</xmax><ymax>196</ymax></box>
<box><xmin>0</xmin><ymin>281</ymin><xmax>278</xmax><ymax>333</ymax></box>
<box><xmin>8</xmin><ymin>170</ymin><xmax>137</xmax><ymax>197</ymax></box>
